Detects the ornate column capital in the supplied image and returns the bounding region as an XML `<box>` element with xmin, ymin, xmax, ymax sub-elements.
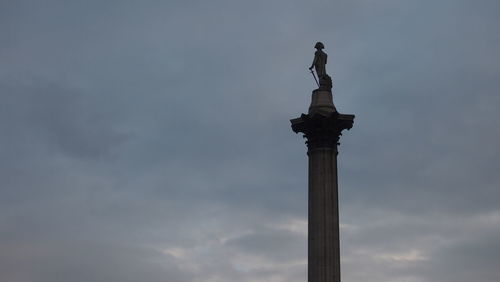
<box><xmin>290</xmin><ymin>112</ymin><xmax>354</xmax><ymax>151</ymax></box>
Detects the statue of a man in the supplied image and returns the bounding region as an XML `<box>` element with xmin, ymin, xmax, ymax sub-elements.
<box><xmin>309</xmin><ymin>42</ymin><xmax>327</xmax><ymax>78</ymax></box>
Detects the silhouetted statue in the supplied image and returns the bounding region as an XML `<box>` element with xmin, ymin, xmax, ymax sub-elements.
<box><xmin>309</xmin><ymin>42</ymin><xmax>327</xmax><ymax>78</ymax></box>
<box><xmin>309</xmin><ymin>42</ymin><xmax>332</xmax><ymax>91</ymax></box>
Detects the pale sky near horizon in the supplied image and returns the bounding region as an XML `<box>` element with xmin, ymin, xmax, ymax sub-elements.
<box><xmin>1</xmin><ymin>1</ymin><xmax>500</xmax><ymax>281</ymax></box>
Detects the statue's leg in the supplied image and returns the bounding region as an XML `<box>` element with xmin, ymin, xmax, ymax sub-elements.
<box><xmin>316</xmin><ymin>66</ymin><xmax>326</xmax><ymax>78</ymax></box>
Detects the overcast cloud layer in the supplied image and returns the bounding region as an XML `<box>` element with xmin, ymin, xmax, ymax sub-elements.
<box><xmin>1</xmin><ymin>1</ymin><xmax>500</xmax><ymax>281</ymax></box>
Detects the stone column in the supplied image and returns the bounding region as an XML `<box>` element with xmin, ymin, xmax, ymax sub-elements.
<box><xmin>291</xmin><ymin>89</ymin><xmax>354</xmax><ymax>282</ymax></box>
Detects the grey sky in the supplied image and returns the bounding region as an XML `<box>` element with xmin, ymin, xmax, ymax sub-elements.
<box><xmin>1</xmin><ymin>0</ymin><xmax>499</xmax><ymax>281</ymax></box>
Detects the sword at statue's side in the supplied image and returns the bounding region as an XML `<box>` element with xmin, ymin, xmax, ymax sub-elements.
<box><xmin>310</xmin><ymin>69</ymin><xmax>319</xmax><ymax>87</ymax></box>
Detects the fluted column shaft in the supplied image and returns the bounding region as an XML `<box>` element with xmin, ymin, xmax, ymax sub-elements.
<box><xmin>308</xmin><ymin>147</ymin><xmax>340</xmax><ymax>282</ymax></box>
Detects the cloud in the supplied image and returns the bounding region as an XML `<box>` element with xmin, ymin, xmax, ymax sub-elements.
<box><xmin>0</xmin><ymin>77</ymin><xmax>128</xmax><ymax>159</ymax></box>
<box><xmin>1</xmin><ymin>0</ymin><xmax>499</xmax><ymax>281</ymax></box>
<box><xmin>0</xmin><ymin>241</ymin><xmax>192</xmax><ymax>282</ymax></box>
